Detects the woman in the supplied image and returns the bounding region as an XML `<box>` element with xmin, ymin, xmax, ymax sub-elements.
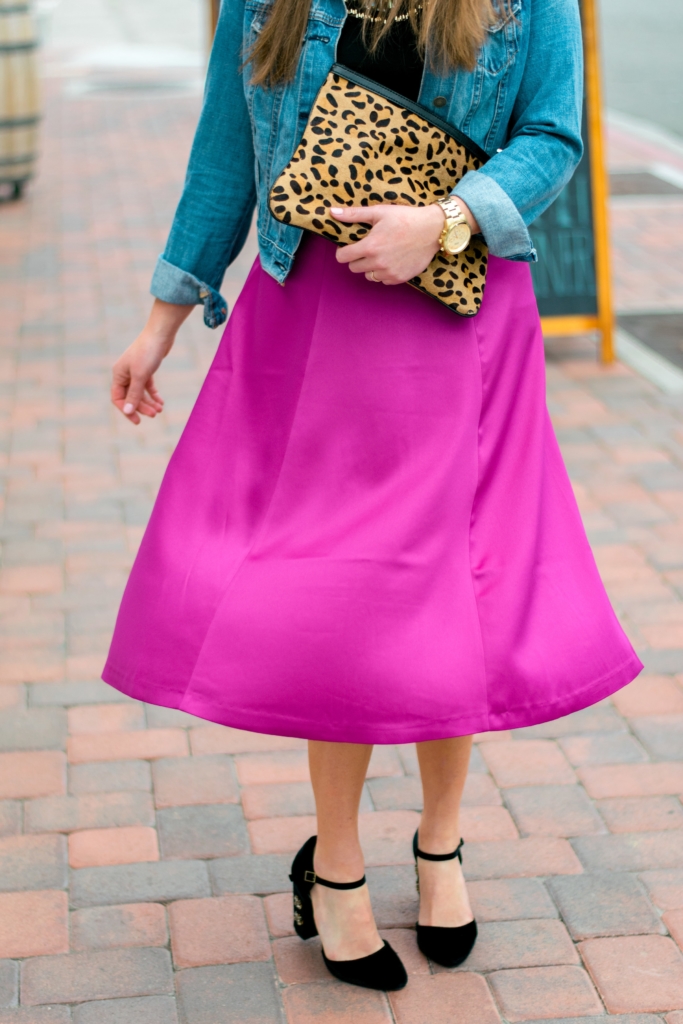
<box><xmin>104</xmin><ymin>0</ymin><xmax>642</xmax><ymax>992</ymax></box>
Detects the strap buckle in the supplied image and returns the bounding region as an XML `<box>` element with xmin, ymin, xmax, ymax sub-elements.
<box><xmin>304</xmin><ymin>870</ymin><xmax>317</xmax><ymax>884</ymax></box>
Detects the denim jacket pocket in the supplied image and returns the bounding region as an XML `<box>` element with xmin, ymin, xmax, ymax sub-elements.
<box><xmin>477</xmin><ymin>0</ymin><xmax>522</xmax><ymax>75</ymax></box>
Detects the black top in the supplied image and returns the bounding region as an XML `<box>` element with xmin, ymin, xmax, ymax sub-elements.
<box><xmin>336</xmin><ymin>12</ymin><xmax>424</xmax><ymax>103</ymax></box>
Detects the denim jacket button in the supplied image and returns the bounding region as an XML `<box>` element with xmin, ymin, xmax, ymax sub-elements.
<box><xmin>433</xmin><ymin>96</ymin><xmax>447</xmax><ymax>108</ymax></box>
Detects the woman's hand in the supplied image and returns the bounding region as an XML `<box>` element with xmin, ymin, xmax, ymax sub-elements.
<box><xmin>332</xmin><ymin>200</ymin><xmax>480</xmax><ymax>285</ymax></box>
<box><xmin>111</xmin><ymin>299</ymin><xmax>194</xmax><ymax>425</ymax></box>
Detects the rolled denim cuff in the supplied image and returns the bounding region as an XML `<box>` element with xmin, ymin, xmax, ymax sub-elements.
<box><xmin>452</xmin><ymin>171</ymin><xmax>537</xmax><ymax>263</ymax></box>
<box><xmin>150</xmin><ymin>256</ymin><xmax>228</xmax><ymax>329</ymax></box>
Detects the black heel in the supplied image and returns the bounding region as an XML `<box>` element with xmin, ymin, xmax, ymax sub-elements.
<box><xmin>413</xmin><ymin>830</ymin><xmax>478</xmax><ymax>968</ymax></box>
<box><xmin>290</xmin><ymin>835</ymin><xmax>407</xmax><ymax>991</ymax></box>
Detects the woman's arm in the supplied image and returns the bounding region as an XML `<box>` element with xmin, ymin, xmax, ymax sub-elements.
<box><xmin>452</xmin><ymin>0</ymin><xmax>584</xmax><ymax>261</ymax></box>
<box><xmin>150</xmin><ymin>0</ymin><xmax>257</xmax><ymax>328</ymax></box>
<box><xmin>111</xmin><ymin>300</ymin><xmax>193</xmax><ymax>424</ymax></box>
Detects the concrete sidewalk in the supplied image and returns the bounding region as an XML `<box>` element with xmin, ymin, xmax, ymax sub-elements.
<box><xmin>0</xmin><ymin>70</ymin><xmax>683</xmax><ymax>1024</ymax></box>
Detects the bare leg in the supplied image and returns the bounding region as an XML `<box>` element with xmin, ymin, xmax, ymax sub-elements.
<box><xmin>308</xmin><ymin>740</ymin><xmax>384</xmax><ymax>961</ymax></box>
<box><xmin>416</xmin><ymin>736</ymin><xmax>474</xmax><ymax>927</ymax></box>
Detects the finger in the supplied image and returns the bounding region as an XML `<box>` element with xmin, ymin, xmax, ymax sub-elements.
<box><xmin>121</xmin><ymin>377</ymin><xmax>148</xmax><ymax>419</ymax></box>
<box><xmin>330</xmin><ymin>205</ymin><xmax>383</xmax><ymax>224</ymax></box>
<box><xmin>336</xmin><ymin>236</ymin><xmax>377</xmax><ymax>265</ymax></box>
<box><xmin>146</xmin><ymin>376</ymin><xmax>164</xmax><ymax>407</ymax></box>
<box><xmin>112</xmin><ymin>398</ymin><xmax>141</xmax><ymax>425</ymax></box>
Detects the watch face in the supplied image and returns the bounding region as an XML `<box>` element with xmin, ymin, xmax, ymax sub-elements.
<box><xmin>445</xmin><ymin>221</ymin><xmax>471</xmax><ymax>255</ymax></box>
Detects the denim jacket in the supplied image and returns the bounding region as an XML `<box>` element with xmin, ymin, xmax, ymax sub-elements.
<box><xmin>152</xmin><ymin>0</ymin><xmax>584</xmax><ymax>327</ymax></box>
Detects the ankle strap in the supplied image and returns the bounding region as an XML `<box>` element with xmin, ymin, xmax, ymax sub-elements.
<box><xmin>413</xmin><ymin>832</ymin><xmax>464</xmax><ymax>863</ymax></box>
<box><xmin>303</xmin><ymin>869</ymin><xmax>366</xmax><ymax>890</ymax></box>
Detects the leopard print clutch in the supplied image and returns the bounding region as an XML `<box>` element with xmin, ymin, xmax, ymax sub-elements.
<box><xmin>269</xmin><ymin>65</ymin><xmax>490</xmax><ymax>317</ymax></box>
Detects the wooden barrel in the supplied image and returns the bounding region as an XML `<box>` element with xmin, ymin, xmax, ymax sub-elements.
<box><xmin>0</xmin><ymin>0</ymin><xmax>40</xmax><ymax>200</ymax></box>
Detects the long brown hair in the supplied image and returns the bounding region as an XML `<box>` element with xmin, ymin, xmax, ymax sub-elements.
<box><xmin>249</xmin><ymin>0</ymin><xmax>509</xmax><ymax>88</ymax></box>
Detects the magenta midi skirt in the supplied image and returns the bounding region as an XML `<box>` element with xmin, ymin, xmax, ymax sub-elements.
<box><xmin>103</xmin><ymin>234</ymin><xmax>642</xmax><ymax>743</ymax></box>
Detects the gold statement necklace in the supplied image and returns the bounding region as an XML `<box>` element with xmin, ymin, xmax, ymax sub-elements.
<box><xmin>344</xmin><ymin>0</ymin><xmax>423</xmax><ymax>24</ymax></box>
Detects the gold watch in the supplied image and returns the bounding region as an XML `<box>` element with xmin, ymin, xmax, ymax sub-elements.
<box><xmin>435</xmin><ymin>197</ymin><xmax>472</xmax><ymax>255</ymax></box>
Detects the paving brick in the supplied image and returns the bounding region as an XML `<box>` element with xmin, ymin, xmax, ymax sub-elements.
<box><xmin>460</xmin><ymin>806</ymin><xmax>519</xmax><ymax>841</ymax></box>
<box><xmin>513</xmin><ymin>704</ymin><xmax>626</xmax><ymax>738</ymax></box>
<box><xmin>461</xmin><ymin>773</ymin><xmax>504</xmax><ymax>806</ymax></box>
<box><xmin>175</xmin><ymin>963</ymin><xmax>284</xmax><ymax>1024</ymax></box>
<box><xmin>68</xmin><ymin>704</ymin><xmax>145</xmax><ymax>734</ymax></box>
<box><xmin>0</xmin><ymin>752</ymin><xmax>65</xmax><ymax>799</ymax></box>
<box><xmin>209</xmin><ymin>854</ymin><xmax>290</xmax><ymax>895</ymax></box>
<box><xmin>0</xmin><ymin>1011</ymin><xmax>72</xmax><ymax>1023</ymax></box>
<box><xmin>73</xmin><ymin>995</ymin><xmax>178</xmax><ymax>1024</ymax></box>
<box><xmin>0</xmin><ymin>961</ymin><xmax>17</xmax><ymax>1009</ymax></box>
<box><xmin>598</xmin><ymin>795</ymin><xmax>683</xmax><ymax>832</ymax></box>
<box><xmin>435</xmin><ymin>919</ymin><xmax>577</xmax><ymax>972</ymax></box>
<box><xmin>468</xmin><ymin>878</ymin><xmax>559</xmax><ymax>922</ymax></box>
<box><xmin>572</xmin><ymin>832</ymin><xmax>683</xmax><ymax>871</ymax></box>
<box><xmin>462</xmin><ymin>838</ymin><xmax>583</xmax><ymax>880</ymax></box>
<box><xmin>0</xmin><ymin>803</ymin><xmax>20</xmax><ymax>838</ymax></box>
<box><xmin>144</xmin><ymin>706</ymin><xmax>206</xmax><ymax>729</ymax></box>
<box><xmin>264</xmin><ymin>892</ymin><xmax>294</xmax><ymax>937</ymax></box>
<box><xmin>519</xmin><ymin>1017</ymin><xmax>659</xmax><ymax>1024</ymax></box>
<box><xmin>488</xmin><ymin>966</ymin><xmax>602</xmax><ymax>1021</ymax></box>
<box><xmin>248</xmin><ymin>815</ymin><xmax>317</xmax><ymax>855</ymax></box>
<box><xmin>21</xmin><ymin>948</ymin><xmax>173</xmax><ymax>1006</ymax></box>
<box><xmin>480</xmin><ymin>742</ymin><xmax>576</xmax><ymax>788</ymax></box>
<box><xmin>629</xmin><ymin>715</ymin><xmax>683</xmax><ymax>760</ymax></box>
<box><xmin>169</xmin><ymin>895</ymin><xmax>270</xmax><ymax>968</ymax></box>
<box><xmin>157</xmin><ymin>805</ymin><xmax>249</xmax><ymax>860</ymax></box>
<box><xmin>282</xmin><ymin>980</ymin><xmax>390</xmax><ymax>1024</ymax></box>
<box><xmin>664</xmin><ymin>909</ymin><xmax>683</xmax><ymax>952</ymax></box>
<box><xmin>0</xmin><ymin>566</ymin><xmax>62</xmax><ymax>595</ymax></box>
<box><xmin>0</xmin><ymin>834</ymin><xmax>67</xmax><ymax>892</ymax></box>
<box><xmin>241</xmin><ymin>781</ymin><xmax>316</xmax><ymax>820</ymax></box>
<box><xmin>580</xmin><ymin>935</ymin><xmax>683</xmax><ymax>1012</ymax></box>
<box><xmin>68</xmin><ymin>729</ymin><xmax>189</xmax><ymax>763</ymax></box>
<box><xmin>378</xmin><ymin>929</ymin><xmax>430</xmax><ymax>976</ymax></box>
<box><xmin>548</xmin><ymin>874</ymin><xmax>663</xmax><ymax>939</ymax></box>
<box><xmin>612</xmin><ymin>675</ymin><xmax>683</xmax><ymax>716</ymax></box>
<box><xmin>504</xmin><ymin>786</ymin><xmax>605</xmax><ymax>837</ymax></box>
<box><xmin>272</xmin><ymin>935</ymin><xmax>338</xmax><ymax>983</ymax></box>
<box><xmin>559</xmin><ymin>732</ymin><xmax>648</xmax><ymax>766</ymax></box>
<box><xmin>667</xmin><ymin>1015</ymin><xmax>683</xmax><ymax>1024</ymax></box>
<box><xmin>70</xmin><ymin>861</ymin><xmax>211</xmax><ymax>908</ymax></box>
<box><xmin>69</xmin><ymin>825</ymin><xmax>159</xmax><ymax>869</ymax></box>
<box><xmin>366</xmin><ymin>776</ymin><xmax>423</xmax><ymax>811</ymax></box>
<box><xmin>152</xmin><ymin>756</ymin><xmax>238</xmax><ymax>809</ymax></box>
<box><xmin>0</xmin><ymin>687</ymin><xmax>24</xmax><ymax>713</ymax></box>
<box><xmin>366</xmin><ymin>864</ymin><xmax>419</xmax><ymax>929</ymax></box>
<box><xmin>389</xmin><ymin>972</ymin><xmax>501</xmax><ymax>1024</ymax></box>
<box><xmin>0</xmin><ymin>891</ymin><xmax>68</xmax><ymax>958</ymax></box>
<box><xmin>579</xmin><ymin>763</ymin><xmax>683</xmax><ymax>798</ymax></box>
<box><xmin>189</xmin><ymin>727</ymin><xmax>304</xmax><ymax>756</ymax></box>
<box><xmin>30</xmin><ymin>682</ymin><xmax>134</xmax><ymax>707</ymax></box>
<box><xmin>70</xmin><ymin>903</ymin><xmax>168</xmax><ymax>951</ymax></box>
<box><xmin>234</xmin><ymin>750</ymin><xmax>310</xmax><ymax>786</ymax></box>
<box><xmin>25</xmin><ymin>792</ymin><xmax>154</xmax><ymax>832</ymax></box>
<box><xmin>0</xmin><ymin>709</ymin><xmax>67</xmax><ymax>752</ymax></box>
<box><xmin>68</xmin><ymin>760</ymin><xmax>151</xmax><ymax>794</ymax></box>
<box><xmin>639</xmin><ymin>871</ymin><xmax>683</xmax><ymax>911</ymax></box>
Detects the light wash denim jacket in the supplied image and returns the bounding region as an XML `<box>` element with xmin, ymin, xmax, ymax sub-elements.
<box><xmin>152</xmin><ymin>0</ymin><xmax>584</xmax><ymax>327</ymax></box>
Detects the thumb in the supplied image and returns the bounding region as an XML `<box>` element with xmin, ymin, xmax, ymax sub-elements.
<box><xmin>122</xmin><ymin>375</ymin><xmax>147</xmax><ymax>417</ymax></box>
<box><xmin>330</xmin><ymin>205</ymin><xmax>383</xmax><ymax>223</ymax></box>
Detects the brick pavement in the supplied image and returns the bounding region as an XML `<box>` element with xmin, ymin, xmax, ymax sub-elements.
<box><xmin>0</xmin><ymin>72</ymin><xmax>682</xmax><ymax>1024</ymax></box>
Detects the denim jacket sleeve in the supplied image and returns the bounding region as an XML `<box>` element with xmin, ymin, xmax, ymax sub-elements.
<box><xmin>453</xmin><ymin>0</ymin><xmax>584</xmax><ymax>262</ymax></box>
<box><xmin>150</xmin><ymin>0</ymin><xmax>256</xmax><ymax>328</ymax></box>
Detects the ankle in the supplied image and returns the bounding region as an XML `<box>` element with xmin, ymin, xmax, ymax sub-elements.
<box><xmin>314</xmin><ymin>841</ymin><xmax>365</xmax><ymax>883</ymax></box>
<box><xmin>417</xmin><ymin>821</ymin><xmax>461</xmax><ymax>854</ymax></box>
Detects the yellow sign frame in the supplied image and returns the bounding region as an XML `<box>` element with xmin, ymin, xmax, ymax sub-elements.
<box><xmin>539</xmin><ymin>0</ymin><xmax>614</xmax><ymax>362</ymax></box>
